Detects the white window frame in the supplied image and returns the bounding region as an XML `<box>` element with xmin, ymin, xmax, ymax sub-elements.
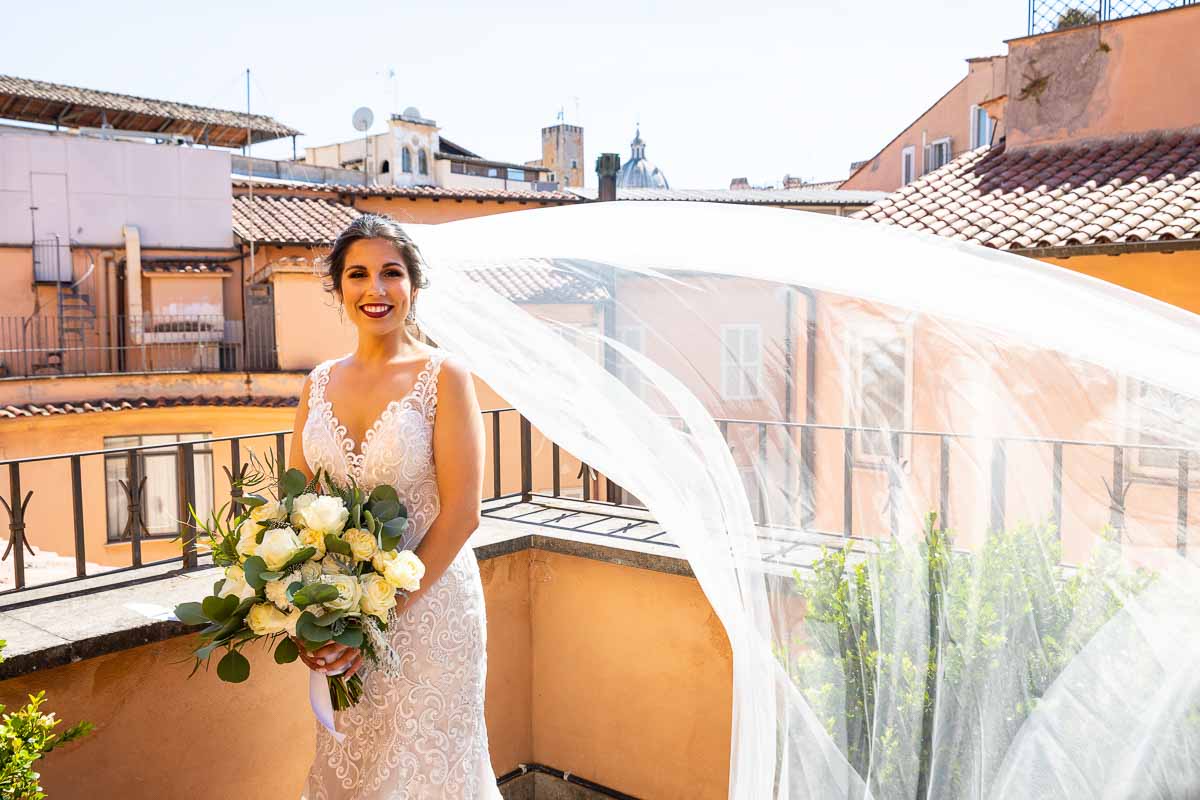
<box><xmin>720</xmin><ymin>323</ymin><xmax>763</xmax><ymax>401</ymax></box>
<box><xmin>901</xmin><ymin>146</ymin><xmax>916</xmax><ymax>185</ymax></box>
<box><xmin>847</xmin><ymin>322</ymin><xmax>915</xmax><ymax>465</ymax></box>
<box><xmin>104</xmin><ymin>433</ymin><xmax>214</xmax><ymax>542</ymax></box>
<box><xmin>969</xmin><ymin>105</ymin><xmax>992</xmax><ymax>150</ymax></box>
<box><xmin>1122</xmin><ymin>376</ymin><xmax>1200</xmax><ymax>481</ymax></box>
<box><xmin>924</xmin><ymin>137</ymin><xmax>953</xmax><ymax>174</ymax></box>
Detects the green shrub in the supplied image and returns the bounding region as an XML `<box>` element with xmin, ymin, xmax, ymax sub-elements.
<box><xmin>790</xmin><ymin>514</ymin><xmax>1152</xmax><ymax>798</ymax></box>
<box><xmin>0</xmin><ymin>641</ymin><xmax>94</xmax><ymax>800</ymax></box>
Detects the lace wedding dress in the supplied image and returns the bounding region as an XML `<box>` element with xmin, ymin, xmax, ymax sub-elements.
<box><xmin>300</xmin><ymin>351</ymin><xmax>502</xmax><ymax>800</ymax></box>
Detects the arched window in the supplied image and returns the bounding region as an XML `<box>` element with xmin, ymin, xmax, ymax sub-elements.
<box><xmin>418</xmin><ymin>149</ymin><xmax>428</xmax><ymax>176</ymax></box>
<box><xmin>401</xmin><ymin>147</ymin><xmax>412</xmax><ymax>173</ymax></box>
<box><xmin>380</xmin><ymin>159</ymin><xmax>390</xmax><ymax>174</ymax></box>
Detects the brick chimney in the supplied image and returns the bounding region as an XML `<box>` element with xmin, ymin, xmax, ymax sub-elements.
<box><xmin>596</xmin><ymin>153</ymin><xmax>621</xmax><ymax>201</ymax></box>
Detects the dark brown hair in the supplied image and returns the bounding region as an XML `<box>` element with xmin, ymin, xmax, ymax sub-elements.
<box><xmin>322</xmin><ymin>214</ymin><xmax>428</xmax><ymax>299</ymax></box>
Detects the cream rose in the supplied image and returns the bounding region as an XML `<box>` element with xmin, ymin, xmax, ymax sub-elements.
<box><xmin>359</xmin><ymin>573</ymin><xmax>397</xmax><ymax>622</ymax></box>
<box><xmin>290</xmin><ymin>493</ymin><xmax>319</xmax><ymax>528</ymax></box>
<box><xmin>234</xmin><ymin>520</ymin><xmax>259</xmax><ymax>562</ymax></box>
<box><xmin>373</xmin><ymin>549</ymin><xmax>425</xmax><ymax>592</ymax></box>
<box><xmin>298</xmin><ymin>527</ymin><xmax>326</xmax><ymax>560</ymax></box>
<box><xmin>219</xmin><ymin>564</ymin><xmax>256</xmax><ymax>600</ymax></box>
<box><xmin>320</xmin><ymin>556</ymin><xmax>346</xmax><ymax>576</ymax></box>
<box><xmin>321</xmin><ymin>574</ymin><xmax>362</xmax><ymax>613</ymax></box>
<box><xmin>246</xmin><ymin>602</ymin><xmax>292</xmax><ymax>636</ymax></box>
<box><xmin>297</xmin><ymin>496</ymin><xmax>349</xmax><ymax>534</ymax></box>
<box><xmin>250</xmin><ymin>499</ymin><xmax>287</xmax><ymax>524</ymax></box>
<box><xmin>259</xmin><ymin>527</ymin><xmax>302</xmax><ymax>571</ymax></box>
<box><xmin>343</xmin><ymin>528</ymin><xmax>377</xmax><ymax>562</ymax></box>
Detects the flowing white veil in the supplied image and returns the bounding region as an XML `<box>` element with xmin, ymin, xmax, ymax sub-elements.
<box><xmin>409</xmin><ymin>201</ymin><xmax>1200</xmax><ymax>799</ymax></box>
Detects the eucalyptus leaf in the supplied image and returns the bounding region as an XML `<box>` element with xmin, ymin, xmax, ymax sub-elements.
<box><xmin>234</xmin><ymin>494</ymin><xmax>267</xmax><ymax>510</ymax></box>
<box><xmin>286</xmin><ymin>581</ymin><xmax>304</xmax><ymax>602</ymax></box>
<box><xmin>312</xmin><ymin>610</ymin><xmax>344</xmax><ymax>626</ymax></box>
<box><xmin>371</xmin><ymin>500</ymin><xmax>401</xmax><ymax>522</ymax></box>
<box><xmin>280</xmin><ymin>468</ymin><xmax>308</xmax><ymax>498</ymax></box>
<box><xmin>243</xmin><ymin>556</ymin><xmax>269</xmax><ymax>590</ymax></box>
<box><xmin>324</xmin><ymin>533</ymin><xmax>352</xmax><ymax>557</ymax></box>
<box><xmin>282</xmin><ymin>546</ymin><xmax>317</xmax><ymax>570</ymax></box>
<box><xmin>293</xmin><ymin>583</ymin><xmax>340</xmax><ymax>608</ymax></box>
<box><xmin>258</xmin><ymin>570</ymin><xmax>284</xmax><ymax>582</ymax></box>
<box><xmin>202</xmin><ymin>594</ymin><xmax>238</xmax><ymax>623</ymax></box>
<box><xmin>274</xmin><ymin>636</ymin><xmax>300</xmax><ymax>664</ymax></box>
<box><xmin>212</xmin><ymin>579</ymin><xmax>225</xmax><ymax>596</ymax></box>
<box><xmin>334</xmin><ymin>627</ymin><xmax>364</xmax><ymax>648</ymax></box>
<box><xmin>297</xmin><ymin>612</ymin><xmax>334</xmax><ymax>643</ymax></box>
<box><xmin>194</xmin><ymin>640</ymin><xmax>220</xmax><ymax>661</ymax></box>
<box><xmin>174</xmin><ymin>602</ymin><xmax>208</xmax><ymax>626</ymax></box>
<box><xmin>217</xmin><ymin>649</ymin><xmax>251</xmax><ymax>683</ymax></box>
<box><xmin>368</xmin><ymin>484</ymin><xmax>399</xmax><ymax>505</ymax></box>
<box><xmin>364</xmin><ymin>510</ymin><xmax>377</xmax><ymax>534</ymax></box>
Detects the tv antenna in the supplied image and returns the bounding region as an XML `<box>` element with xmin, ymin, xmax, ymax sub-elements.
<box><xmin>353</xmin><ymin>107</ymin><xmax>374</xmax><ymax>180</ymax></box>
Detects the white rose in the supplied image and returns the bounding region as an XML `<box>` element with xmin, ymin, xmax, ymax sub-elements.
<box><xmin>298</xmin><ymin>496</ymin><xmax>349</xmax><ymax>534</ymax></box>
<box><xmin>321</xmin><ymin>574</ymin><xmax>362</xmax><ymax>613</ymax></box>
<box><xmin>359</xmin><ymin>573</ymin><xmax>397</xmax><ymax>622</ymax></box>
<box><xmin>290</xmin><ymin>493</ymin><xmax>319</xmax><ymax>528</ymax></box>
<box><xmin>250</xmin><ymin>499</ymin><xmax>287</xmax><ymax>524</ymax></box>
<box><xmin>219</xmin><ymin>564</ymin><xmax>257</xmax><ymax>600</ymax></box>
<box><xmin>298</xmin><ymin>527</ymin><xmax>326</xmax><ymax>560</ymax></box>
<box><xmin>373</xmin><ymin>549</ymin><xmax>425</xmax><ymax>592</ymax></box>
<box><xmin>259</xmin><ymin>527</ymin><xmax>302</xmax><ymax>571</ymax></box>
<box><xmin>343</xmin><ymin>528</ymin><xmax>377</xmax><ymax>562</ymax></box>
<box><xmin>264</xmin><ymin>574</ymin><xmax>297</xmax><ymax>611</ymax></box>
<box><xmin>246</xmin><ymin>602</ymin><xmax>292</xmax><ymax>636</ymax></box>
<box><xmin>300</xmin><ymin>560</ymin><xmax>323</xmax><ymax>584</ymax></box>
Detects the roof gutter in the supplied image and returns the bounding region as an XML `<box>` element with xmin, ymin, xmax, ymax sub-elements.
<box><xmin>1010</xmin><ymin>238</ymin><xmax>1200</xmax><ymax>259</ymax></box>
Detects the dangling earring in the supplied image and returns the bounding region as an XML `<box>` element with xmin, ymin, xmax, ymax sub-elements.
<box><xmin>406</xmin><ymin>306</ymin><xmax>416</xmax><ymax>323</ymax></box>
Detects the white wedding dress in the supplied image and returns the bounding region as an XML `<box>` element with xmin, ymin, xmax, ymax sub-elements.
<box><xmin>300</xmin><ymin>350</ymin><xmax>502</xmax><ymax>800</ymax></box>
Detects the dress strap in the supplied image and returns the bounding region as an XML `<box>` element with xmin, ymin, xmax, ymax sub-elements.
<box><xmin>308</xmin><ymin>359</ymin><xmax>335</xmax><ymax>409</ymax></box>
<box><xmin>415</xmin><ymin>352</ymin><xmax>447</xmax><ymax>424</ymax></box>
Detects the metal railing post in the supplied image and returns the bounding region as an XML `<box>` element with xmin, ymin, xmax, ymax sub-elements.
<box><xmin>1178</xmin><ymin>451</ymin><xmax>1189</xmax><ymax>556</ymax></box>
<box><xmin>178</xmin><ymin>442</ymin><xmax>198</xmax><ymax>569</ymax></box>
<box><xmin>843</xmin><ymin>429</ymin><xmax>854</xmax><ymax>537</ymax></box>
<box><xmin>492</xmin><ymin>412</ymin><xmax>502</xmax><ymax>499</ymax></box>
<box><xmin>519</xmin><ymin>415</ymin><xmax>532</xmax><ymax>502</ymax></box>
<box><xmin>3</xmin><ymin>464</ymin><xmax>31</xmax><ymax>589</ymax></box>
<box><xmin>71</xmin><ymin>455</ymin><xmax>87</xmax><ymax>577</ymax></box>
<box><xmin>990</xmin><ymin>439</ymin><xmax>1006</xmax><ymax>533</ymax></box>
<box><xmin>1052</xmin><ymin>442</ymin><xmax>1064</xmax><ymax>539</ymax></box>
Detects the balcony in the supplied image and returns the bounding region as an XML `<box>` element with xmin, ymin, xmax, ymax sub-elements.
<box><xmin>1027</xmin><ymin>0</ymin><xmax>1198</xmax><ymax>35</ymax></box>
<box><xmin>0</xmin><ymin>313</ymin><xmax>278</xmax><ymax>379</ymax></box>
<box><xmin>0</xmin><ymin>404</ymin><xmax>1195</xmax><ymax>797</ymax></box>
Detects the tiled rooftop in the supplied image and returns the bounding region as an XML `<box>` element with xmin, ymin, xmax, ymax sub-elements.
<box><xmin>463</xmin><ymin>264</ymin><xmax>612</xmax><ymax>304</ymax></box>
<box><xmin>233</xmin><ymin>194</ymin><xmax>361</xmax><ymax>245</ymax></box>
<box><xmin>140</xmin><ymin>262</ymin><xmax>233</xmax><ymax>275</ymax></box>
<box><xmin>854</xmin><ymin>132</ymin><xmax>1200</xmax><ymax>251</ymax></box>
<box><xmin>232</xmin><ymin>178</ymin><xmax>584</xmax><ymax>203</ymax></box>
<box><xmin>0</xmin><ymin>396</ymin><xmax>297</xmax><ymax>419</ymax></box>
<box><xmin>567</xmin><ymin>186</ymin><xmax>885</xmax><ymax>206</ymax></box>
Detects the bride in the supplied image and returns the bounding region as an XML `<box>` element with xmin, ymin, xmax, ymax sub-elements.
<box><xmin>287</xmin><ymin>214</ymin><xmax>502</xmax><ymax>799</ymax></box>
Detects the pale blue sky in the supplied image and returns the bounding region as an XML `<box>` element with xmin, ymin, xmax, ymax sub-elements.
<box><xmin>3</xmin><ymin>1</ymin><xmax>1025</xmax><ymax>188</ymax></box>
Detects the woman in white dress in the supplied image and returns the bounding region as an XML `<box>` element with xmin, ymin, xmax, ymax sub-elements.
<box><xmin>288</xmin><ymin>215</ymin><xmax>502</xmax><ymax>799</ymax></box>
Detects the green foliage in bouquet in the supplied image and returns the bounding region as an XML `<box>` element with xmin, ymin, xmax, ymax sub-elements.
<box><xmin>175</xmin><ymin>451</ymin><xmax>422</xmax><ymax>711</ymax></box>
<box><xmin>788</xmin><ymin>514</ymin><xmax>1153</xmax><ymax>798</ymax></box>
<box><xmin>0</xmin><ymin>641</ymin><xmax>94</xmax><ymax>800</ymax></box>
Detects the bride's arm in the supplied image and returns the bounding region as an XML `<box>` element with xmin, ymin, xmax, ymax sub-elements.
<box><xmin>398</xmin><ymin>358</ymin><xmax>485</xmax><ymax>611</ymax></box>
<box><xmin>288</xmin><ymin>375</ymin><xmax>316</xmax><ymax>484</ymax></box>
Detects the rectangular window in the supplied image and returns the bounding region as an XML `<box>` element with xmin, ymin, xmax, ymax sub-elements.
<box><xmin>104</xmin><ymin>433</ymin><xmax>214</xmax><ymax>542</ymax></box>
<box><xmin>616</xmin><ymin>325</ymin><xmax>646</xmax><ymax>398</ymax></box>
<box><xmin>507</xmin><ymin>168</ymin><xmax>526</xmax><ymax>182</ymax></box>
<box><xmin>721</xmin><ymin>324</ymin><xmax>763</xmax><ymax>401</ymax></box>
<box><xmin>924</xmin><ymin>138</ymin><xmax>952</xmax><ymax>174</ymax></box>
<box><xmin>901</xmin><ymin>146</ymin><xmax>916</xmax><ymax>185</ymax></box>
<box><xmin>852</xmin><ymin>329</ymin><xmax>912</xmax><ymax>461</ymax></box>
<box><xmin>970</xmin><ymin>106</ymin><xmax>992</xmax><ymax>150</ymax></box>
<box><xmin>1129</xmin><ymin>379</ymin><xmax>1200</xmax><ymax>473</ymax></box>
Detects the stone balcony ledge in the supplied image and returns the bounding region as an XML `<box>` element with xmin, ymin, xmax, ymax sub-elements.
<box><xmin>0</xmin><ymin>498</ymin><xmax>688</xmax><ymax>680</ymax></box>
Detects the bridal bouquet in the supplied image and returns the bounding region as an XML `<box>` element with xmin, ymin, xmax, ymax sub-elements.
<box><xmin>174</xmin><ymin>461</ymin><xmax>424</xmax><ymax>714</ymax></box>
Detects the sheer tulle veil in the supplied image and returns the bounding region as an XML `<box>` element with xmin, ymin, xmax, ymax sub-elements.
<box><xmin>407</xmin><ymin>201</ymin><xmax>1200</xmax><ymax>799</ymax></box>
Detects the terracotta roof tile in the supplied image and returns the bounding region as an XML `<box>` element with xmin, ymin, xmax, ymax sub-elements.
<box><xmin>233</xmin><ymin>194</ymin><xmax>360</xmax><ymax>245</ymax></box>
<box><xmin>232</xmin><ymin>178</ymin><xmax>583</xmax><ymax>204</ymax></box>
<box><xmin>140</xmin><ymin>261</ymin><xmax>233</xmax><ymax>275</ymax></box>
<box><xmin>855</xmin><ymin>132</ymin><xmax>1200</xmax><ymax>251</ymax></box>
<box><xmin>463</xmin><ymin>264</ymin><xmax>611</xmax><ymax>305</ymax></box>
<box><xmin>0</xmin><ymin>396</ymin><xmax>297</xmax><ymax>419</ymax></box>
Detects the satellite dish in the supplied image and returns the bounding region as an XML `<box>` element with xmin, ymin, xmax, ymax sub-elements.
<box><xmin>352</xmin><ymin>106</ymin><xmax>374</xmax><ymax>132</ymax></box>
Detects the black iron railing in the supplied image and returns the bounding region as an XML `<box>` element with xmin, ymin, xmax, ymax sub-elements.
<box><xmin>0</xmin><ymin>314</ymin><xmax>278</xmax><ymax>379</ymax></box>
<box><xmin>1028</xmin><ymin>0</ymin><xmax>1197</xmax><ymax>35</ymax></box>
<box><xmin>1</xmin><ymin>409</ymin><xmax>1195</xmax><ymax>598</ymax></box>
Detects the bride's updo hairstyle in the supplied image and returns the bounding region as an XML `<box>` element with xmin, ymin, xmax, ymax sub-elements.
<box><xmin>322</xmin><ymin>214</ymin><xmax>429</xmax><ymax>300</ymax></box>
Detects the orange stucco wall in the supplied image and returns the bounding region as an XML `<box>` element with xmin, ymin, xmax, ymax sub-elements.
<box><xmin>842</xmin><ymin>56</ymin><xmax>1006</xmax><ymax>193</ymax></box>
<box><xmin>1005</xmin><ymin>6</ymin><xmax>1200</xmax><ymax>150</ymax></box>
<box><xmin>0</xmin><ymin>548</ymin><xmax>731</xmax><ymax>799</ymax></box>
<box><xmin>1040</xmin><ymin>249</ymin><xmax>1200</xmax><ymax>314</ymax></box>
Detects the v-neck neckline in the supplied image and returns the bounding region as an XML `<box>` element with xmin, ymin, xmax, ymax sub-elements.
<box><xmin>319</xmin><ymin>353</ymin><xmax>437</xmax><ymax>461</ymax></box>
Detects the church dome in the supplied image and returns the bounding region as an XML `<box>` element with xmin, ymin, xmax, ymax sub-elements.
<box><xmin>617</xmin><ymin>127</ymin><xmax>669</xmax><ymax>189</ymax></box>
